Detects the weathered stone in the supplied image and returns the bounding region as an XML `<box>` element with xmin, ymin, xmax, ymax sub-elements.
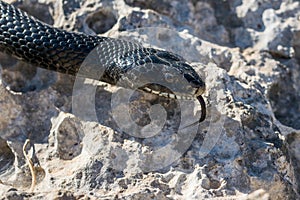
<box><xmin>0</xmin><ymin>0</ymin><xmax>299</xmax><ymax>199</ymax></box>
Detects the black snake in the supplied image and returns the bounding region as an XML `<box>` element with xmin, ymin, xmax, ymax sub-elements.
<box><xmin>0</xmin><ymin>0</ymin><xmax>206</xmax><ymax>123</ymax></box>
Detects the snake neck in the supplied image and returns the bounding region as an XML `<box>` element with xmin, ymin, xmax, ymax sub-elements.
<box><xmin>0</xmin><ymin>1</ymin><xmax>108</xmax><ymax>76</ymax></box>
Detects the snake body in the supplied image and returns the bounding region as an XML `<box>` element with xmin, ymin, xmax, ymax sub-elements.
<box><xmin>0</xmin><ymin>1</ymin><xmax>206</xmax><ymax>122</ymax></box>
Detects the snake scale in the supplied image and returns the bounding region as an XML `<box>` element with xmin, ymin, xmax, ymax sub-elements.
<box><xmin>0</xmin><ymin>0</ymin><xmax>206</xmax><ymax>123</ymax></box>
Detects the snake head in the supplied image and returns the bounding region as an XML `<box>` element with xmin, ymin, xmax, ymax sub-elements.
<box><xmin>173</xmin><ymin>61</ymin><xmax>206</xmax><ymax>123</ymax></box>
<box><xmin>130</xmin><ymin>48</ymin><xmax>207</xmax><ymax>123</ymax></box>
<box><xmin>152</xmin><ymin>50</ymin><xmax>206</xmax><ymax>99</ymax></box>
<box><xmin>152</xmin><ymin>50</ymin><xmax>207</xmax><ymax>123</ymax></box>
<box><xmin>183</xmin><ymin>72</ymin><xmax>205</xmax><ymax>96</ymax></box>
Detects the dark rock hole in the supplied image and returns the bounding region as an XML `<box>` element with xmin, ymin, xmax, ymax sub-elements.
<box><xmin>0</xmin><ymin>138</ymin><xmax>15</xmax><ymax>174</ymax></box>
<box><xmin>86</xmin><ymin>9</ymin><xmax>117</xmax><ymax>34</ymax></box>
<box><xmin>268</xmin><ymin>76</ymin><xmax>300</xmax><ymax>130</ymax></box>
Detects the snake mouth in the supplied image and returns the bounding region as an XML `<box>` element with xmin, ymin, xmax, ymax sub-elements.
<box><xmin>140</xmin><ymin>84</ymin><xmax>206</xmax><ymax>123</ymax></box>
<box><xmin>141</xmin><ymin>84</ymin><xmax>195</xmax><ymax>100</ymax></box>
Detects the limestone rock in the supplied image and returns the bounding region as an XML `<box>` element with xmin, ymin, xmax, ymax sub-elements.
<box><xmin>0</xmin><ymin>0</ymin><xmax>299</xmax><ymax>199</ymax></box>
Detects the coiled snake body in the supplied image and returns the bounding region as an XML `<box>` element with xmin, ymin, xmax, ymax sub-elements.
<box><xmin>0</xmin><ymin>1</ymin><xmax>206</xmax><ymax>122</ymax></box>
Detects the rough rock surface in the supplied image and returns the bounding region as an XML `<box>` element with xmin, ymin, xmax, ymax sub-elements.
<box><xmin>0</xmin><ymin>0</ymin><xmax>300</xmax><ymax>199</ymax></box>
